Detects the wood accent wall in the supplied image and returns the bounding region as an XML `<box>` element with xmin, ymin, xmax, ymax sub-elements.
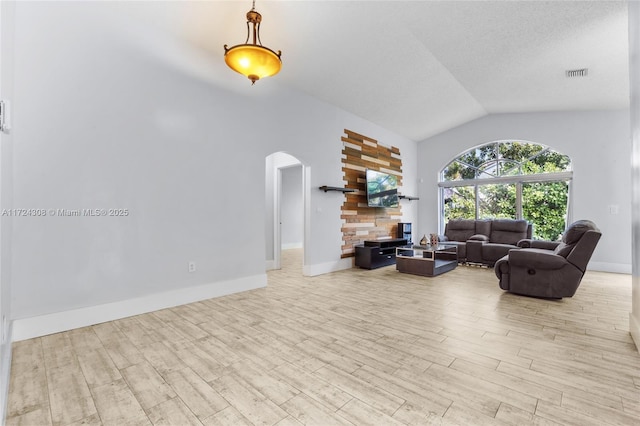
<box><xmin>340</xmin><ymin>129</ymin><xmax>403</xmax><ymax>258</ymax></box>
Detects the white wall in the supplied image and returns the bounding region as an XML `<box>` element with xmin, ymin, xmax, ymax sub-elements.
<box><xmin>281</xmin><ymin>166</ymin><xmax>303</xmax><ymax>250</ymax></box>
<box><xmin>0</xmin><ymin>0</ymin><xmax>15</xmax><ymax>420</ymax></box>
<box><xmin>9</xmin><ymin>2</ymin><xmax>417</xmax><ymax>339</ymax></box>
<box><xmin>629</xmin><ymin>1</ymin><xmax>640</xmax><ymax>351</ymax></box>
<box><xmin>417</xmin><ymin>110</ymin><xmax>631</xmax><ymax>273</ymax></box>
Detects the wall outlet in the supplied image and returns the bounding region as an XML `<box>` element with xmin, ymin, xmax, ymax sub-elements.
<box><xmin>188</xmin><ymin>261</ymin><xmax>196</xmax><ymax>273</ymax></box>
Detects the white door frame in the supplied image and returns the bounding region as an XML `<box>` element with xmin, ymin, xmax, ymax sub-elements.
<box><xmin>272</xmin><ymin>160</ymin><xmax>308</xmax><ymax>272</ymax></box>
<box><xmin>273</xmin><ymin>167</ymin><xmax>282</xmax><ymax>270</ymax></box>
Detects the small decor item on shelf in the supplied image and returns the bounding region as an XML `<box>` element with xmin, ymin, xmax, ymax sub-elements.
<box><xmin>430</xmin><ymin>233</ymin><xmax>438</xmax><ymax>246</ymax></box>
<box><xmin>419</xmin><ymin>234</ymin><xmax>428</xmax><ymax>246</ymax></box>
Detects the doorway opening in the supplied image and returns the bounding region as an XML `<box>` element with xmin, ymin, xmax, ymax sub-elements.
<box><xmin>265</xmin><ymin>152</ymin><xmax>308</xmax><ymax>275</ymax></box>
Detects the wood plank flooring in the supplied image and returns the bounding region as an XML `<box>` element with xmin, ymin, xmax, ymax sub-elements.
<box><xmin>6</xmin><ymin>249</ymin><xmax>640</xmax><ymax>425</ymax></box>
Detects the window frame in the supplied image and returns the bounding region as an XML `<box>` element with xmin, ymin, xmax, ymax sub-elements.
<box><xmin>438</xmin><ymin>141</ymin><xmax>573</xmax><ymax>234</ymax></box>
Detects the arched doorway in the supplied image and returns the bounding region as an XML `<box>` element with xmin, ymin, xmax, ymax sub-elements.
<box><xmin>265</xmin><ymin>152</ymin><xmax>309</xmax><ymax>273</ymax></box>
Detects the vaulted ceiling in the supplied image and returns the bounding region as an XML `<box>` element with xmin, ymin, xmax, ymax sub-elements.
<box><xmin>111</xmin><ymin>1</ymin><xmax>630</xmax><ymax>142</ymax></box>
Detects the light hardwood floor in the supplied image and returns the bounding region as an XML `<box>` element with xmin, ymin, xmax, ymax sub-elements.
<box><xmin>6</xmin><ymin>249</ymin><xmax>640</xmax><ymax>425</ymax></box>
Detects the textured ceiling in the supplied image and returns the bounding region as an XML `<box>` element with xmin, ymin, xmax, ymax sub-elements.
<box><xmin>109</xmin><ymin>1</ymin><xmax>630</xmax><ymax>142</ymax></box>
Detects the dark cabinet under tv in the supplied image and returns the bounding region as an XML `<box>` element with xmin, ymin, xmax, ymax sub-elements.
<box><xmin>354</xmin><ymin>238</ymin><xmax>408</xmax><ymax>269</ymax></box>
<box><xmin>397</xmin><ymin>222</ymin><xmax>412</xmax><ymax>244</ymax></box>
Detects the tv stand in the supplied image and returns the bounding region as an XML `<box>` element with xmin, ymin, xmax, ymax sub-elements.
<box><xmin>354</xmin><ymin>238</ymin><xmax>408</xmax><ymax>269</ymax></box>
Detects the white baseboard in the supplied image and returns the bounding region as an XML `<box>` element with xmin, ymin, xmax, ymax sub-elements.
<box><xmin>12</xmin><ymin>274</ymin><xmax>267</xmax><ymax>342</ymax></box>
<box><xmin>282</xmin><ymin>243</ymin><xmax>303</xmax><ymax>250</ymax></box>
<box><xmin>265</xmin><ymin>260</ymin><xmax>275</xmax><ymax>271</ymax></box>
<box><xmin>588</xmin><ymin>261</ymin><xmax>632</xmax><ymax>274</ymax></box>
<box><xmin>631</xmin><ymin>312</ymin><xmax>640</xmax><ymax>354</ymax></box>
<box><xmin>303</xmin><ymin>257</ymin><xmax>353</xmax><ymax>277</ymax></box>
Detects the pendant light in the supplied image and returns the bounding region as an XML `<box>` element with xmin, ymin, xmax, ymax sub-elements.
<box><xmin>223</xmin><ymin>0</ymin><xmax>282</xmax><ymax>85</ymax></box>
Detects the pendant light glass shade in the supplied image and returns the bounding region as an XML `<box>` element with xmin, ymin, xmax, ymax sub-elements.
<box><xmin>224</xmin><ymin>2</ymin><xmax>282</xmax><ymax>85</ymax></box>
<box><xmin>224</xmin><ymin>45</ymin><xmax>282</xmax><ymax>84</ymax></box>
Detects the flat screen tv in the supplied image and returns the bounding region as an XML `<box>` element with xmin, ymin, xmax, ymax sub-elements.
<box><xmin>366</xmin><ymin>169</ymin><xmax>399</xmax><ymax>208</ymax></box>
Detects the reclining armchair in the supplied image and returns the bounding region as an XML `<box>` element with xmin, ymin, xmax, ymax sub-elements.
<box><xmin>494</xmin><ymin>220</ymin><xmax>601</xmax><ymax>298</ymax></box>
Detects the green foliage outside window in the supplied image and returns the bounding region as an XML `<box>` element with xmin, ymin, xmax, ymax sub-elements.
<box><xmin>443</xmin><ymin>187</ymin><xmax>475</xmax><ymax>219</ymax></box>
<box><xmin>441</xmin><ymin>141</ymin><xmax>571</xmax><ymax>240</ymax></box>
<box><xmin>478</xmin><ymin>184</ymin><xmax>516</xmax><ymax>219</ymax></box>
<box><xmin>522</xmin><ymin>181</ymin><xmax>568</xmax><ymax>241</ymax></box>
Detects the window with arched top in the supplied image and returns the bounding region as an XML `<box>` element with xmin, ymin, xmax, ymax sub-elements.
<box><xmin>439</xmin><ymin>141</ymin><xmax>572</xmax><ymax>240</ymax></box>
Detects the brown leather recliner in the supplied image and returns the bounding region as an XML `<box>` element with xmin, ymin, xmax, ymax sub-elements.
<box><xmin>494</xmin><ymin>220</ymin><xmax>601</xmax><ymax>298</ymax></box>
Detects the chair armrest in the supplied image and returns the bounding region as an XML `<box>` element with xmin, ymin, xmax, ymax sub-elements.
<box><xmin>517</xmin><ymin>239</ymin><xmax>560</xmax><ymax>250</ymax></box>
<box><xmin>465</xmin><ymin>239</ymin><xmax>485</xmax><ymax>263</ymax></box>
<box><xmin>517</xmin><ymin>239</ymin><xmax>532</xmax><ymax>248</ymax></box>
<box><xmin>532</xmin><ymin>240</ymin><xmax>561</xmax><ymax>250</ymax></box>
<box><xmin>508</xmin><ymin>249</ymin><xmax>567</xmax><ymax>270</ymax></box>
<box><xmin>468</xmin><ymin>234</ymin><xmax>489</xmax><ymax>242</ymax></box>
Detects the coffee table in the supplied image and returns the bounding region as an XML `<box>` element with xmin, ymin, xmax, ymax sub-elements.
<box><xmin>395</xmin><ymin>244</ymin><xmax>458</xmax><ymax>277</ymax></box>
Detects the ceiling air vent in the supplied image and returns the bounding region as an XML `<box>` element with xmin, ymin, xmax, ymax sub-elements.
<box><xmin>566</xmin><ymin>68</ymin><xmax>588</xmax><ymax>78</ymax></box>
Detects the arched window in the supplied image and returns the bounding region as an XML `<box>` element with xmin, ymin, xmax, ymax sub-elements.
<box><xmin>439</xmin><ymin>140</ymin><xmax>572</xmax><ymax>240</ymax></box>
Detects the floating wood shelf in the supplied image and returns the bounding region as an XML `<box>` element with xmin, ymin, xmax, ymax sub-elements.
<box><xmin>319</xmin><ymin>186</ymin><xmax>356</xmax><ymax>193</ymax></box>
<box><xmin>398</xmin><ymin>194</ymin><xmax>419</xmax><ymax>201</ymax></box>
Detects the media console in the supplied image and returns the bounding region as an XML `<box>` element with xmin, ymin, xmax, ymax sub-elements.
<box><xmin>354</xmin><ymin>238</ymin><xmax>408</xmax><ymax>269</ymax></box>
